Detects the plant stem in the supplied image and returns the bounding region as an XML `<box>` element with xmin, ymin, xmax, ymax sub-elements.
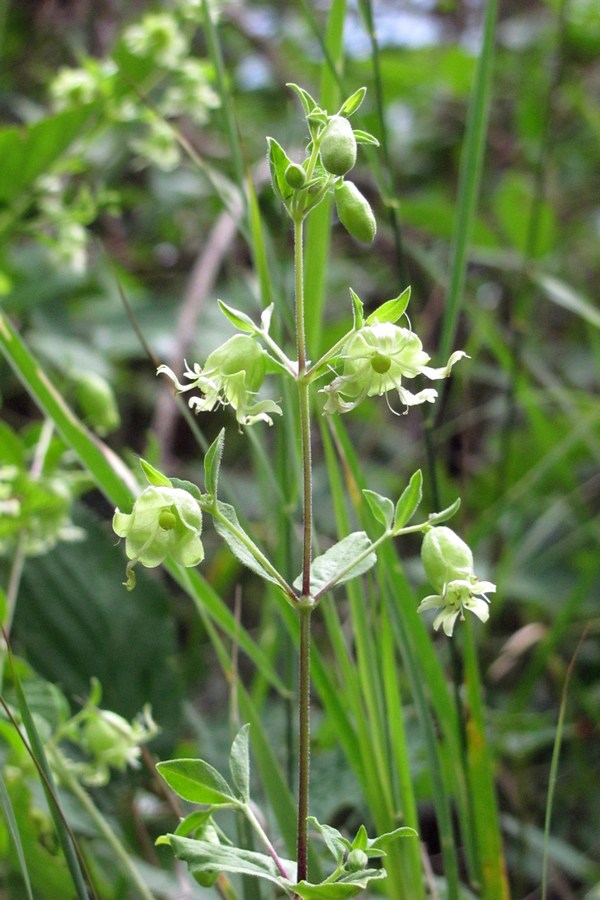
<box><xmin>294</xmin><ymin>215</ymin><xmax>313</xmax><ymax>885</ymax></box>
<box><xmin>296</xmin><ymin>605</ymin><xmax>312</xmax><ymax>884</ymax></box>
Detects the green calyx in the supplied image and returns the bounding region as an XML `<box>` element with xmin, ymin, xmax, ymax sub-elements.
<box><xmin>334</xmin><ymin>181</ymin><xmax>376</xmax><ymax>243</ymax></box>
<box><xmin>320</xmin><ymin>115</ymin><xmax>357</xmax><ymax>176</ymax></box>
<box><xmin>421</xmin><ymin>526</ymin><xmax>473</xmax><ymax>591</ymax></box>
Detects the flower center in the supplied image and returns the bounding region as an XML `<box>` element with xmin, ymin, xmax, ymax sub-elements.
<box><xmin>371</xmin><ymin>352</ymin><xmax>391</xmax><ymax>374</ymax></box>
<box><xmin>158</xmin><ymin>509</ymin><xmax>177</xmax><ymax>530</ymax></box>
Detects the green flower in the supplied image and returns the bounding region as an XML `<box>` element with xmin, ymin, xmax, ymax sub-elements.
<box><xmin>113</xmin><ymin>485</ymin><xmax>204</xmax><ymax>589</ymax></box>
<box><xmin>158</xmin><ymin>335</ymin><xmax>282</xmax><ymax>427</ymax></box>
<box><xmin>321</xmin><ymin>322</ymin><xmax>465</xmax><ymax>414</ymax></box>
<box><xmin>418</xmin><ymin>527</ymin><xmax>495</xmax><ymax>636</ymax></box>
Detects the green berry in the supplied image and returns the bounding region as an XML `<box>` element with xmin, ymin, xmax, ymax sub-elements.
<box><xmin>284</xmin><ymin>163</ymin><xmax>307</xmax><ymax>189</ymax></box>
<box><xmin>320</xmin><ymin>115</ymin><xmax>357</xmax><ymax>176</ymax></box>
<box><xmin>421</xmin><ymin>527</ymin><xmax>474</xmax><ymax>592</ymax></box>
<box><xmin>334</xmin><ymin>181</ymin><xmax>376</xmax><ymax>243</ymax></box>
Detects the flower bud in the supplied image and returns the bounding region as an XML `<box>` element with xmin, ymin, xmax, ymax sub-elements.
<box><xmin>83</xmin><ymin>710</ymin><xmax>139</xmax><ymax>771</ymax></box>
<box><xmin>345</xmin><ymin>849</ymin><xmax>369</xmax><ymax>871</ymax></box>
<box><xmin>284</xmin><ymin>163</ymin><xmax>307</xmax><ymax>189</ymax></box>
<box><xmin>320</xmin><ymin>115</ymin><xmax>357</xmax><ymax>176</ymax></box>
<box><xmin>421</xmin><ymin>527</ymin><xmax>473</xmax><ymax>592</ymax></box>
<box><xmin>334</xmin><ymin>181</ymin><xmax>376</xmax><ymax>243</ymax></box>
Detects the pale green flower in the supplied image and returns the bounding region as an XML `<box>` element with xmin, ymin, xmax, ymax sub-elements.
<box><xmin>158</xmin><ymin>334</ymin><xmax>282</xmax><ymax>427</ymax></box>
<box><xmin>418</xmin><ymin>527</ymin><xmax>495</xmax><ymax>636</ymax></box>
<box><xmin>322</xmin><ymin>322</ymin><xmax>465</xmax><ymax>414</ymax></box>
<box><xmin>113</xmin><ymin>485</ymin><xmax>204</xmax><ymax>589</ymax></box>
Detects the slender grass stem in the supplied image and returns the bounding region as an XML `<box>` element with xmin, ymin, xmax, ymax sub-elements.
<box><xmin>56</xmin><ymin>762</ymin><xmax>154</xmax><ymax>900</ymax></box>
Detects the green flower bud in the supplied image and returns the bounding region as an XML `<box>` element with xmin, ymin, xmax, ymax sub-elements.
<box><xmin>284</xmin><ymin>162</ymin><xmax>307</xmax><ymax>189</ymax></box>
<box><xmin>75</xmin><ymin>371</ymin><xmax>120</xmax><ymax>436</ymax></box>
<box><xmin>345</xmin><ymin>848</ymin><xmax>369</xmax><ymax>871</ymax></box>
<box><xmin>421</xmin><ymin>526</ymin><xmax>473</xmax><ymax>592</ymax></box>
<box><xmin>320</xmin><ymin>115</ymin><xmax>357</xmax><ymax>176</ymax></box>
<box><xmin>83</xmin><ymin>710</ymin><xmax>138</xmax><ymax>771</ymax></box>
<box><xmin>334</xmin><ymin>181</ymin><xmax>376</xmax><ymax>243</ymax></box>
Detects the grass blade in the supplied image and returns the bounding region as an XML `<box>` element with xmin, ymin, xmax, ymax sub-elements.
<box><xmin>0</xmin><ymin>770</ymin><xmax>35</xmax><ymax>900</ymax></box>
<box><xmin>440</xmin><ymin>0</ymin><xmax>499</xmax><ymax>361</ymax></box>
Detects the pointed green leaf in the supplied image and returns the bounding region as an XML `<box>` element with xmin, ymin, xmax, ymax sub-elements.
<box><xmin>229</xmin><ymin>724</ymin><xmax>251</xmax><ymax>803</ymax></box>
<box><xmin>286</xmin><ymin>82</ymin><xmax>317</xmax><ymax>114</ymax></box>
<box><xmin>362</xmin><ymin>490</ymin><xmax>394</xmax><ymax>530</ymax></box>
<box><xmin>140</xmin><ymin>458</ymin><xmax>171</xmax><ymax>487</ymax></box>
<box><xmin>266</xmin><ymin>136</ymin><xmax>292</xmax><ymax>203</ymax></box>
<box><xmin>349</xmin><ymin>288</ymin><xmax>365</xmax><ymax>330</ymax></box>
<box><xmin>427</xmin><ymin>497</ymin><xmax>461</xmax><ymax>526</ymax></box>
<box><xmin>307</xmin><ymin>817</ymin><xmax>349</xmax><ymax>863</ymax></box>
<box><xmin>339</xmin><ymin>87</ymin><xmax>366</xmax><ymax>117</ymax></box>
<box><xmin>218</xmin><ymin>299</ymin><xmax>258</xmax><ymax>334</ymax></box>
<box><xmin>156</xmin><ymin>759</ymin><xmax>237</xmax><ymax>806</ymax></box>
<box><xmin>367</xmin><ymin>825</ymin><xmax>418</xmax><ymax>850</ymax></box>
<box><xmin>393</xmin><ymin>470</ymin><xmax>423</xmax><ymax>533</ymax></box>
<box><xmin>213</xmin><ymin>501</ymin><xmax>280</xmax><ymax>586</ymax></box>
<box><xmin>366</xmin><ymin>286</ymin><xmax>411</xmax><ymax>326</ymax></box>
<box><xmin>352</xmin><ymin>129</ymin><xmax>380</xmax><ymax>146</ymax></box>
<box><xmin>294</xmin><ymin>532</ymin><xmax>377</xmax><ymax>596</ymax></box>
<box><xmin>173</xmin><ymin>810</ymin><xmax>214</xmax><ymax>838</ymax></box>
<box><xmin>204</xmin><ymin>429</ymin><xmax>225</xmax><ymax>498</ymax></box>
<box><xmin>352</xmin><ymin>824</ymin><xmax>368</xmax><ymax>851</ymax></box>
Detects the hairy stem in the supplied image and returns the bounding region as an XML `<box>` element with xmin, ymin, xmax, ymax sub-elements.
<box><xmin>296</xmin><ymin>605</ymin><xmax>312</xmax><ymax>884</ymax></box>
<box><xmin>294</xmin><ymin>215</ymin><xmax>313</xmax><ymax>885</ymax></box>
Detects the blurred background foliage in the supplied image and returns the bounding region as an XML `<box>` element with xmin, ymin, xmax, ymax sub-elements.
<box><xmin>0</xmin><ymin>0</ymin><xmax>599</xmax><ymax>897</ymax></box>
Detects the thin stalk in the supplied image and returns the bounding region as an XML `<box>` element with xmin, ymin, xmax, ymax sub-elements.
<box><xmin>294</xmin><ymin>215</ymin><xmax>313</xmax><ymax>885</ymax></box>
<box><xmin>296</xmin><ymin>606</ymin><xmax>312</xmax><ymax>884</ymax></box>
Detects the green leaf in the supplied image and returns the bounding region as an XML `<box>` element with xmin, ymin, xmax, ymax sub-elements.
<box><xmin>166</xmin><ymin>835</ymin><xmax>295</xmax><ymax>887</ymax></box>
<box><xmin>427</xmin><ymin>497</ymin><xmax>461</xmax><ymax>526</ymax></box>
<box><xmin>217</xmin><ymin>299</ymin><xmax>258</xmax><ymax>334</ymax></box>
<box><xmin>229</xmin><ymin>724</ymin><xmax>251</xmax><ymax>803</ymax></box>
<box><xmin>0</xmin><ymin>105</ymin><xmax>97</xmax><ymax>205</ymax></box>
<box><xmin>349</xmin><ymin>288</ymin><xmax>365</xmax><ymax>330</ymax></box>
<box><xmin>0</xmin><ymin>772</ymin><xmax>35</xmax><ymax>900</ymax></box>
<box><xmin>168</xmin><ymin>478</ymin><xmax>203</xmax><ymax>502</ymax></box>
<box><xmin>366</xmin><ymin>286</ymin><xmax>411</xmax><ymax>326</ymax></box>
<box><xmin>351</xmin><ymin>824</ymin><xmax>368</xmax><ymax>851</ymax></box>
<box><xmin>204</xmin><ymin>429</ymin><xmax>225</xmax><ymax>498</ymax></box>
<box><xmin>156</xmin><ymin>759</ymin><xmax>237</xmax><ymax>806</ymax></box>
<box><xmin>307</xmin><ymin>817</ymin><xmax>349</xmax><ymax>864</ymax></box>
<box><xmin>367</xmin><ymin>826</ymin><xmax>418</xmax><ymax>850</ymax></box>
<box><xmin>291</xmin><ymin>871</ymin><xmax>386</xmax><ymax>898</ymax></box>
<box><xmin>294</xmin><ymin>532</ymin><xmax>377</xmax><ymax>596</ymax></box>
<box><xmin>140</xmin><ymin>458</ymin><xmax>171</xmax><ymax>487</ymax></box>
<box><xmin>393</xmin><ymin>470</ymin><xmax>423</xmax><ymax>533</ymax></box>
<box><xmin>213</xmin><ymin>500</ymin><xmax>281</xmax><ymax>587</ymax></box>
<box><xmin>173</xmin><ymin>810</ymin><xmax>214</xmax><ymax>838</ymax></box>
<box><xmin>339</xmin><ymin>87</ymin><xmax>367</xmax><ymax>117</ymax></box>
<box><xmin>352</xmin><ymin>129</ymin><xmax>381</xmax><ymax>146</ymax></box>
<box><xmin>287</xmin><ymin>82</ymin><xmax>318</xmax><ymax>114</ymax></box>
<box><xmin>362</xmin><ymin>490</ymin><xmax>394</xmax><ymax>530</ymax></box>
<box><xmin>266</xmin><ymin>136</ymin><xmax>293</xmax><ymax>203</ymax></box>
